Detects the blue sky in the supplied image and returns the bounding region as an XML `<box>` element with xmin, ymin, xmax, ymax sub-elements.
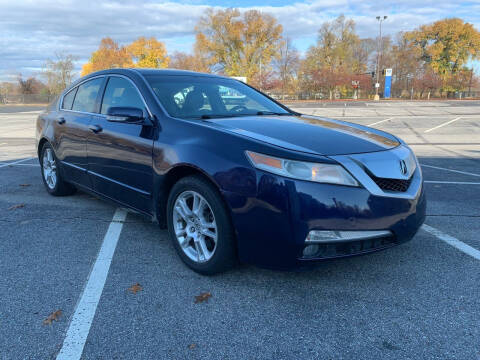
<box><xmin>1</xmin><ymin>0</ymin><xmax>480</xmax><ymax>81</ymax></box>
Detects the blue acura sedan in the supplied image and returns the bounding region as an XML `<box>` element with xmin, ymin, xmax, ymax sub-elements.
<box><xmin>36</xmin><ymin>69</ymin><xmax>426</xmax><ymax>274</ymax></box>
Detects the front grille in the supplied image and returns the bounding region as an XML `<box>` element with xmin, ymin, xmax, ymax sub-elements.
<box><xmin>371</xmin><ymin>174</ymin><xmax>412</xmax><ymax>192</ymax></box>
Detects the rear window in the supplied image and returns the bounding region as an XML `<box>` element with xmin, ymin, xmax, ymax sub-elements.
<box><xmin>72</xmin><ymin>78</ymin><xmax>103</xmax><ymax>113</ymax></box>
<box><xmin>61</xmin><ymin>88</ymin><xmax>77</xmax><ymax>110</ymax></box>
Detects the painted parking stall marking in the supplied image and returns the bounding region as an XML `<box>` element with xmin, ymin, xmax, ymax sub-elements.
<box><xmin>421</xmin><ymin>164</ymin><xmax>480</xmax><ymax>178</ymax></box>
<box><xmin>0</xmin><ymin>158</ymin><xmax>35</xmax><ymax>169</ymax></box>
<box><xmin>367</xmin><ymin>117</ymin><xmax>395</xmax><ymax>126</ymax></box>
<box><xmin>422</xmin><ymin>224</ymin><xmax>480</xmax><ymax>261</ymax></box>
<box><xmin>56</xmin><ymin>208</ymin><xmax>127</xmax><ymax>360</ymax></box>
<box><xmin>424</xmin><ymin>117</ymin><xmax>462</xmax><ymax>133</ymax></box>
<box><xmin>425</xmin><ymin>181</ymin><xmax>480</xmax><ymax>185</ymax></box>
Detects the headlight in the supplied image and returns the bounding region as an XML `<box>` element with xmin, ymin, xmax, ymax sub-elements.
<box><xmin>246</xmin><ymin>151</ymin><xmax>359</xmax><ymax>187</ymax></box>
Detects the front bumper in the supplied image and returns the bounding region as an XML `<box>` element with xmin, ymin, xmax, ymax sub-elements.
<box><xmin>222</xmin><ymin>167</ymin><xmax>426</xmax><ymax>269</ymax></box>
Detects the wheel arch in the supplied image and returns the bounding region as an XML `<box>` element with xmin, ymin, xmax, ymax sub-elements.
<box><xmin>156</xmin><ymin>164</ymin><xmax>225</xmax><ymax>229</ymax></box>
<box><xmin>37</xmin><ymin>137</ymin><xmax>50</xmax><ymax>159</ymax></box>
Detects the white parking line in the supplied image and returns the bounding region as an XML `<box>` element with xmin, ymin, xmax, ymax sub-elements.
<box><xmin>424</xmin><ymin>117</ymin><xmax>461</xmax><ymax>133</ymax></box>
<box><xmin>421</xmin><ymin>164</ymin><xmax>480</xmax><ymax>178</ymax></box>
<box><xmin>368</xmin><ymin>117</ymin><xmax>395</xmax><ymax>126</ymax></box>
<box><xmin>57</xmin><ymin>208</ymin><xmax>128</xmax><ymax>360</ymax></box>
<box><xmin>0</xmin><ymin>158</ymin><xmax>34</xmax><ymax>169</ymax></box>
<box><xmin>10</xmin><ymin>163</ymin><xmax>40</xmax><ymax>167</ymax></box>
<box><xmin>424</xmin><ymin>181</ymin><xmax>480</xmax><ymax>185</ymax></box>
<box><xmin>422</xmin><ymin>224</ymin><xmax>480</xmax><ymax>260</ymax></box>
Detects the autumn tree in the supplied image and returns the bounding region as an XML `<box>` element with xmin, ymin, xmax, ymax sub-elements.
<box><xmin>301</xmin><ymin>15</ymin><xmax>361</xmax><ymax>99</ymax></box>
<box><xmin>406</xmin><ymin>18</ymin><xmax>480</xmax><ymax>91</ymax></box>
<box><xmin>17</xmin><ymin>75</ymin><xmax>44</xmax><ymax>94</ymax></box>
<box><xmin>414</xmin><ymin>67</ymin><xmax>442</xmax><ymax>99</ymax></box>
<box><xmin>447</xmin><ymin>68</ymin><xmax>477</xmax><ymax>97</ymax></box>
<box><xmin>195</xmin><ymin>8</ymin><xmax>283</xmax><ymax>83</ymax></box>
<box><xmin>81</xmin><ymin>38</ymin><xmax>132</xmax><ymax>75</ymax></box>
<box><xmin>42</xmin><ymin>53</ymin><xmax>76</xmax><ymax>96</ymax></box>
<box><xmin>250</xmin><ymin>70</ymin><xmax>279</xmax><ymax>92</ymax></box>
<box><xmin>127</xmin><ymin>37</ymin><xmax>169</xmax><ymax>68</ymax></box>
<box><xmin>169</xmin><ymin>51</ymin><xmax>210</xmax><ymax>73</ymax></box>
<box><xmin>0</xmin><ymin>82</ymin><xmax>16</xmax><ymax>103</ymax></box>
<box><xmin>354</xmin><ymin>38</ymin><xmax>376</xmax><ymax>73</ymax></box>
<box><xmin>388</xmin><ymin>32</ymin><xmax>422</xmax><ymax>96</ymax></box>
<box><xmin>274</xmin><ymin>37</ymin><xmax>299</xmax><ymax>96</ymax></box>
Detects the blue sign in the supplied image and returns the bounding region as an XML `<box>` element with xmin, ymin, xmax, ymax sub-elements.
<box><xmin>384</xmin><ymin>68</ymin><xmax>392</xmax><ymax>98</ymax></box>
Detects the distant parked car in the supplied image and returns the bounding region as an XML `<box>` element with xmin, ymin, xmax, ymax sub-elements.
<box><xmin>36</xmin><ymin>69</ymin><xmax>426</xmax><ymax>274</ymax></box>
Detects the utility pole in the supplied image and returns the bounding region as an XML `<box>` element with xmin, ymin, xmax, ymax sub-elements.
<box><xmin>374</xmin><ymin>15</ymin><xmax>387</xmax><ymax>101</ymax></box>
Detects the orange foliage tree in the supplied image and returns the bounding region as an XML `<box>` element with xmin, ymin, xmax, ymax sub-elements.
<box><xmin>81</xmin><ymin>37</ymin><xmax>169</xmax><ymax>76</ymax></box>
<box><xmin>127</xmin><ymin>37</ymin><xmax>169</xmax><ymax>68</ymax></box>
<box><xmin>81</xmin><ymin>38</ymin><xmax>131</xmax><ymax>76</ymax></box>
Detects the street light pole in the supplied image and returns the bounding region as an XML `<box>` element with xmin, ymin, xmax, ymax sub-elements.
<box><xmin>374</xmin><ymin>15</ymin><xmax>387</xmax><ymax>101</ymax></box>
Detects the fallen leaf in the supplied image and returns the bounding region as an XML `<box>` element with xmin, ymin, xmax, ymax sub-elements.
<box><xmin>43</xmin><ymin>310</ymin><xmax>62</xmax><ymax>325</ymax></box>
<box><xmin>127</xmin><ymin>283</ymin><xmax>142</xmax><ymax>294</ymax></box>
<box><xmin>19</xmin><ymin>184</ymin><xmax>30</xmax><ymax>187</ymax></box>
<box><xmin>188</xmin><ymin>343</ymin><xmax>197</xmax><ymax>350</ymax></box>
<box><xmin>8</xmin><ymin>203</ymin><xmax>24</xmax><ymax>210</ymax></box>
<box><xmin>194</xmin><ymin>292</ymin><xmax>212</xmax><ymax>304</ymax></box>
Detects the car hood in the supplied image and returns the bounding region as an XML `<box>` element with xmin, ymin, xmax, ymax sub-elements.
<box><xmin>204</xmin><ymin>115</ymin><xmax>400</xmax><ymax>156</ymax></box>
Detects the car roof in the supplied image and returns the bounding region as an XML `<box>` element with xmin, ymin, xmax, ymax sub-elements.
<box><xmin>82</xmin><ymin>68</ymin><xmax>225</xmax><ymax>79</ymax></box>
<box><xmin>65</xmin><ymin>68</ymin><xmax>238</xmax><ymax>94</ymax></box>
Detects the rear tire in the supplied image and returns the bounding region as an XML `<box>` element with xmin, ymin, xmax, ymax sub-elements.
<box><xmin>167</xmin><ymin>175</ymin><xmax>237</xmax><ymax>275</ymax></box>
<box><xmin>40</xmin><ymin>143</ymin><xmax>76</xmax><ymax>196</ymax></box>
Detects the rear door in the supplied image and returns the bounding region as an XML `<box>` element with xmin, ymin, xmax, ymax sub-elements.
<box><xmin>87</xmin><ymin>75</ymin><xmax>155</xmax><ymax>213</ymax></box>
<box><xmin>54</xmin><ymin>77</ymin><xmax>104</xmax><ymax>187</ymax></box>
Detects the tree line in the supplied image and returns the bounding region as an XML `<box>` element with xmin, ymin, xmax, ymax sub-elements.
<box><xmin>2</xmin><ymin>9</ymin><xmax>480</xmax><ymax>102</ymax></box>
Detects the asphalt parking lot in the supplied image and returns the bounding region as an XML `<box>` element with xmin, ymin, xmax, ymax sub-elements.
<box><xmin>1</xmin><ymin>101</ymin><xmax>479</xmax><ymax>360</ymax></box>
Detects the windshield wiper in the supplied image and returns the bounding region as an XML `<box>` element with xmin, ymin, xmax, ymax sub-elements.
<box><xmin>256</xmin><ymin>111</ymin><xmax>294</xmax><ymax>116</ymax></box>
<box><xmin>185</xmin><ymin>111</ymin><xmax>295</xmax><ymax>120</ymax></box>
<box><xmin>183</xmin><ymin>114</ymin><xmax>240</xmax><ymax>120</ymax></box>
<box><xmin>200</xmin><ymin>114</ymin><xmax>249</xmax><ymax>119</ymax></box>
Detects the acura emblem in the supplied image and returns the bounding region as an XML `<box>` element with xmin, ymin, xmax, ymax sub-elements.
<box><xmin>399</xmin><ymin>160</ymin><xmax>408</xmax><ymax>175</ymax></box>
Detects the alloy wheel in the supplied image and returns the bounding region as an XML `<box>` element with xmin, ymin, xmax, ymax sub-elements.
<box><xmin>172</xmin><ymin>190</ymin><xmax>218</xmax><ymax>263</ymax></box>
<box><xmin>42</xmin><ymin>148</ymin><xmax>57</xmax><ymax>190</ymax></box>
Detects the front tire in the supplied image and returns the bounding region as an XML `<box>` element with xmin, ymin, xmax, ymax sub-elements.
<box><xmin>167</xmin><ymin>176</ymin><xmax>237</xmax><ymax>275</ymax></box>
<box><xmin>40</xmin><ymin>143</ymin><xmax>76</xmax><ymax>196</ymax></box>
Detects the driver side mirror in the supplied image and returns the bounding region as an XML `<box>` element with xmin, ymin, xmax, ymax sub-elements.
<box><xmin>106</xmin><ymin>107</ymin><xmax>145</xmax><ymax>123</ymax></box>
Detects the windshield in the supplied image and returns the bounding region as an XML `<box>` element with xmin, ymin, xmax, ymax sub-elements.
<box><xmin>145</xmin><ymin>75</ymin><xmax>291</xmax><ymax>119</ymax></box>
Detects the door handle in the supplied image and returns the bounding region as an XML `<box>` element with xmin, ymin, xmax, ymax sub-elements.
<box><xmin>89</xmin><ymin>124</ymin><xmax>103</xmax><ymax>133</ymax></box>
<box><xmin>57</xmin><ymin>117</ymin><xmax>66</xmax><ymax>125</ymax></box>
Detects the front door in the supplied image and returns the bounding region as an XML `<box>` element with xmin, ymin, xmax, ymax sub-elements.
<box><xmin>87</xmin><ymin>76</ymin><xmax>155</xmax><ymax>213</ymax></box>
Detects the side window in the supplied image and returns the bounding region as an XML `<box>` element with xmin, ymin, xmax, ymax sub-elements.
<box><xmin>61</xmin><ymin>88</ymin><xmax>77</xmax><ymax>110</ymax></box>
<box><xmin>72</xmin><ymin>78</ymin><xmax>103</xmax><ymax>113</ymax></box>
<box><xmin>100</xmin><ymin>77</ymin><xmax>145</xmax><ymax>115</ymax></box>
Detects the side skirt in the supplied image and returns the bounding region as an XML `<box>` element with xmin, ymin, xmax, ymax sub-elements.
<box><xmin>69</xmin><ymin>181</ymin><xmax>157</xmax><ymax>223</ymax></box>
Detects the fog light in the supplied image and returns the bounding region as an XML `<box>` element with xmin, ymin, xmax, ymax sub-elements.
<box><xmin>302</xmin><ymin>244</ymin><xmax>319</xmax><ymax>257</ymax></box>
<box><xmin>305</xmin><ymin>230</ymin><xmax>392</xmax><ymax>243</ymax></box>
